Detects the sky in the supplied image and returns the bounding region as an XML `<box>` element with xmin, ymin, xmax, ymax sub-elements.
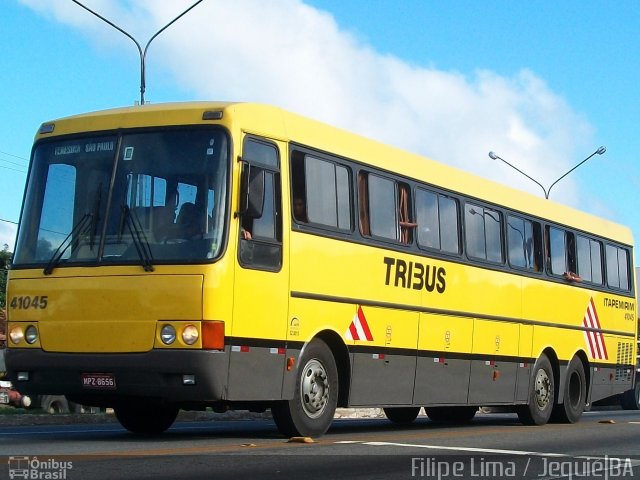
<box><xmin>1</xmin><ymin>0</ymin><xmax>639</xmax><ymax>266</ymax></box>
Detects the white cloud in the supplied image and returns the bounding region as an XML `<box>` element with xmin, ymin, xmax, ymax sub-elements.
<box><xmin>0</xmin><ymin>222</ymin><xmax>18</xmax><ymax>252</ymax></box>
<box><xmin>20</xmin><ymin>0</ymin><xmax>594</xmax><ymax>204</ymax></box>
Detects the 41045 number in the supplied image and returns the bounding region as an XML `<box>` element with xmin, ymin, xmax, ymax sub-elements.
<box><xmin>10</xmin><ymin>295</ymin><xmax>49</xmax><ymax>310</ymax></box>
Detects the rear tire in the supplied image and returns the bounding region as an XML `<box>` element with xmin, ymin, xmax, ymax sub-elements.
<box><xmin>424</xmin><ymin>406</ymin><xmax>477</xmax><ymax>424</ymax></box>
<box><xmin>621</xmin><ymin>381</ymin><xmax>640</xmax><ymax>410</ymax></box>
<box><xmin>271</xmin><ymin>339</ymin><xmax>338</xmax><ymax>437</ymax></box>
<box><xmin>517</xmin><ymin>353</ymin><xmax>554</xmax><ymax>425</ymax></box>
<box><xmin>384</xmin><ymin>407</ymin><xmax>421</xmax><ymax>424</ymax></box>
<box><xmin>115</xmin><ymin>402</ymin><xmax>178</xmax><ymax>434</ymax></box>
<box><xmin>551</xmin><ymin>357</ymin><xmax>586</xmax><ymax>423</ymax></box>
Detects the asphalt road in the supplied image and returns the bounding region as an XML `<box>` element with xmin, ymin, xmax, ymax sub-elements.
<box><xmin>1</xmin><ymin>409</ymin><xmax>639</xmax><ymax>480</ymax></box>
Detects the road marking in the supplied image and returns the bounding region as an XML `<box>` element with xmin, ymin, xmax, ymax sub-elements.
<box><xmin>358</xmin><ymin>441</ymin><xmax>569</xmax><ymax>457</ymax></box>
<box><xmin>349</xmin><ymin>441</ymin><xmax>640</xmax><ymax>471</ymax></box>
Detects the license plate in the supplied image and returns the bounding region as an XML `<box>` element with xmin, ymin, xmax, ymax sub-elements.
<box><xmin>81</xmin><ymin>373</ymin><xmax>116</xmax><ymax>389</ymax></box>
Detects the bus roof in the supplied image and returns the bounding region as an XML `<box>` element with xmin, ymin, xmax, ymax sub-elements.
<box><xmin>36</xmin><ymin>101</ymin><xmax>634</xmax><ymax>246</ymax></box>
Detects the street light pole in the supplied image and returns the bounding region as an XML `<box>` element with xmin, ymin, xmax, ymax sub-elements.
<box><xmin>72</xmin><ymin>0</ymin><xmax>203</xmax><ymax>105</ymax></box>
<box><xmin>488</xmin><ymin>147</ymin><xmax>606</xmax><ymax>199</ymax></box>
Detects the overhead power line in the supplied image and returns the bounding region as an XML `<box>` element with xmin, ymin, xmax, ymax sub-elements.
<box><xmin>0</xmin><ymin>157</ymin><xmax>28</xmax><ymax>169</ymax></box>
<box><xmin>0</xmin><ymin>164</ymin><xmax>27</xmax><ymax>174</ymax></box>
<box><xmin>0</xmin><ymin>150</ymin><xmax>28</xmax><ymax>162</ymax></box>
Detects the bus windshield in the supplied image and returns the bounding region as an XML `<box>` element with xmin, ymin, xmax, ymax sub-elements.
<box><xmin>14</xmin><ymin>128</ymin><xmax>229</xmax><ymax>268</ymax></box>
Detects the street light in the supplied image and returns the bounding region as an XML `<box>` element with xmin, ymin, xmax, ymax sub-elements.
<box><xmin>72</xmin><ymin>0</ymin><xmax>203</xmax><ymax>105</ymax></box>
<box><xmin>488</xmin><ymin>147</ymin><xmax>606</xmax><ymax>199</ymax></box>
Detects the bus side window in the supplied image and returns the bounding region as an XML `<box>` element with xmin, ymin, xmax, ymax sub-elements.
<box><xmin>358</xmin><ymin>172</ymin><xmax>413</xmax><ymax>244</ymax></box>
<box><xmin>606</xmin><ymin>244</ymin><xmax>630</xmax><ymax>291</ymax></box>
<box><xmin>576</xmin><ymin>235</ymin><xmax>603</xmax><ymax>284</ymax></box>
<box><xmin>464</xmin><ymin>202</ymin><xmax>503</xmax><ymax>263</ymax></box>
<box><xmin>291</xmin><ymin>151</ymin><xmax>352</xmax><ymax>231</ymax></box>
<box><xmin>547</xmin><ymin>226</ymin><xmax>579</xmax><ymax>280</ymax></box>
<box><xmin>507</xmin><ymin>215</ymin><xmax>541</xmax><ymax>272</ymax></box>
<box><xmin>547</xmin><ymin>226</ymin><xmax>565</xmax><ymax>275</ymax></box>
<box><xmin>415</xmin><ymin>188</ymin><xmax>460</xmax><ymax>254</ymax></box>
<box><xmin>365</xmin><ymin>173</ymin><xmax>396</xmax><ymax>241</ymax></box>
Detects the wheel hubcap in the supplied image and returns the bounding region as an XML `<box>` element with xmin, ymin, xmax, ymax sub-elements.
<box><xmin>300</xmin><ymin>359</ymin><xmax>329</xmax><ymax>418</ymax></box>
<box><xmin>534</xmin><ymin>368</ymin><xmax>551</xmax><ymax>409</ymax></box>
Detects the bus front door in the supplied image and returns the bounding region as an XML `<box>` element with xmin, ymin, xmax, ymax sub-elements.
<box><xmin>228</xmin><ymin>136</ymin><xmax>288</xmax><ymax>401</ymax></box>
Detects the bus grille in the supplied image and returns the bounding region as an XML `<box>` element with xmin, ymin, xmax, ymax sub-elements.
<box><xmin>615</xmin><ymin>342</ymin><xmax>634</xmax><ymax>381</ymax></box>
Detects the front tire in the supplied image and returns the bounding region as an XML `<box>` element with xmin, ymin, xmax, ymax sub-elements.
<box><xmin>115</xmin><ymin>402</ymin><xmax>178</xmax><ymax>434</ymax></box>
<box><xmin>40</xmin><ymin>395</ymin><xmax>70</xmax><ymax>414</ymax></box>
<box><xmin>272</xmin><ymin>339</ymin><xmax>338</xmax><ymax>437</ymax></box>
<box><xmin>384</xmin><ymin>407</ymin><xmax>421</xmax><ymax>424</ymax></box>
<box><xmin>551</xmin><ymin>357</ymin><xmax>586</xmax><ymax>423</ymax></box>
<box><xmin>517</xmin><ymin>353</ymin><xmax>555</xmax><ymax>425</ymax></box>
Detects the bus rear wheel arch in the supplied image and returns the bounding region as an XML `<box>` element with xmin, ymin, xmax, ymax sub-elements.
<box><xmin>271</xmin><ymin>338</ymin><xmax>339</xmax><ymax>437</ymax></box>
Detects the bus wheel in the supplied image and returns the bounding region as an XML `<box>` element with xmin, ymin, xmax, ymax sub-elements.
<box><xmin>271</xmin><ymin>339</ymin><xmax>338</xmax><ymax>437</ymax></box>
<box><xmin>384</xmin><ymin>407</ymin><xmax>421</xmax><ymax>424</ymax></box>
<box><xmin>41</xmin><ymin>395</ymin><xmax>70</xmax><ymax>414</ymax></box>
<box><xmin>424</xmin><ymin>406</ymin><xmax>477</xmax><ymax>424</ymax></box>
<box><xmin>115</xmin><ymin>402</ymin><xmax>178</xmax><ymax>434</ymax></box>
<box><xmin>621</xmin><ymin>381</ymin><xmax>640</xmax><ymax>410</ymax></box>
<box><xmin>551</xmin><ymin>357</ymin><xmax>586</xmax><ymax>423</ymax></box>
<box><xmin>517</xmin><ymin>354</ymin><xmax>554</xmax><ymax>425</ymax></box>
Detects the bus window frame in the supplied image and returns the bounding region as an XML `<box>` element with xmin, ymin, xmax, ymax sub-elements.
<box><xmin>237</xmin><ymin>135</ymin><xmax>283</xmax><ymax>272</ymax></box>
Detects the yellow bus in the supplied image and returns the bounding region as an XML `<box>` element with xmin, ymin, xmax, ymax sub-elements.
<box><xmin>6</xmin><ymin>102</ymin><xmax>637</xmax><ymax>436</ymax></box>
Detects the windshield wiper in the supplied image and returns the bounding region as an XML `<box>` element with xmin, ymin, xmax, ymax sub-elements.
<box><xmin>43</xmin><ymin>213</ymin><xmax>93</xmax><ymax>275</ymax></box>
<box><xmin>119</xmin><ymin>205</ymin><xmax>154</xmax><ymax>272</ymax></box>
<box><xmin>43</xmin><ymin>184</ymin><xmax>104</xmax><ymax>275</ymax></box>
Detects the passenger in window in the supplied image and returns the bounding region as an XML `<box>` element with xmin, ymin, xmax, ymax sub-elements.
<box><xmin>240</xmin><ymin>217</ymin><xmax>253</xmax><ymax>240</ymax></box>
<box><xmin>154</xmin><ymin>192</ymin><xmax>178</xmax><ymax>241</ymax></box>
<box><xmin>293</xmin><ymin>196</ymin><xmax>308</xmax><ymax>223</ymax></box>
<box><xmin>241</xmin><ymin>227</ymin><xmax>252</xmax><ymax>240</ymax></box>
<box><xmin>176</xmin><ymin>202</ymin><xmax>201</xmax><ymax>239</ymax></box>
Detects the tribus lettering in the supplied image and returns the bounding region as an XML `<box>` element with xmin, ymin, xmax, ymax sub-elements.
<box><xmin>383</xmin><ymin>256</ymin><xmax>446</xmax><ymax>293</ymax></box>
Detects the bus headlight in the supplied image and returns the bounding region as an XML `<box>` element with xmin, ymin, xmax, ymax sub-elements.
<box><xmin>182</xmin><ymin>325</ymin><xmax>199</xmax><ymax>345</ymax></box>
<box><xmin>24</xmin><ymin>325</ymin><xmax>38</xmax><ymax>344</ymax></box>
<box><xmin>160</xmin><ymin>324</ymin><xmax>177</xmax><ymax>345</ymax></box>
<box><xmin>9</xmin><ymin>327</ymin><xmax>24</xmax><ymax>345</ymax></box>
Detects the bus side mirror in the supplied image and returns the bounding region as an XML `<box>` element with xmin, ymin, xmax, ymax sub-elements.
<box><xmin>239</xmin><ymin>162</ymin><xmax>265</xmax><ymax>218</ymax></box>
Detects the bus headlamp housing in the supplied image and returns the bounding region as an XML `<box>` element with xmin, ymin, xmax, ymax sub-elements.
<box><xmin>155</xmin><ymin>321</ymin><xmax>224</xmax><ymax>349</ymax></box>
<box><xmin>9</xmin><ymin>327</ymin><xmax>24</xmax><ymax>345</ymax></box>
<box><xmin>160</xmin><ymin>325</ymin><xmax>177</xmax><ymax>345</ymax></box>
<box><xmin>24</xmin><ymin>325</ymin><xmax>39</xmax><ymax>344</ymax></box>
<box><xmin>182</xmin><ymin>325</ymin><xmax>199</xmax><ymax>345</ymax></box>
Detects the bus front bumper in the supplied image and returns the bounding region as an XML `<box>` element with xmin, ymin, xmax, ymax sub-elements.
<box><xmin>5</xmin><ymin>349</ymin><xmax>228</xmax><ymax>405</ymax></box>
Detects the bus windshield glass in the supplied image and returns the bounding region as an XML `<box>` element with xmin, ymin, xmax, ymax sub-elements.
<box><xmin>14</xmin><ymin>128</ymin><xmax>229</xmax><ymax>268</ymax></box>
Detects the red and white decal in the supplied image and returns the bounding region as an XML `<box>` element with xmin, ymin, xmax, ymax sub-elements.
<box><xmin>583</xmin><ymin>298</ymin><xmax>608</xmax><ymax>360</ymax></box>
<box><xmin>345</xmin><ymin>305</ymin><xmax>374</xmax><ymax>341</ymax></box>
